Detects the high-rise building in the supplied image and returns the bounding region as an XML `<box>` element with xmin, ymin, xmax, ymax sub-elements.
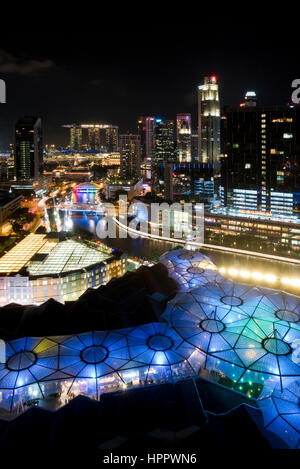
<box><xmin>14</xmin><ymin>116</ymin><xmax>43</xmax><ymax>181</ymax></box>
<box><xmin>119</xmin><ymin>134</ymin><xmax>141</xmax><ymax>180</ymax></box>
<box><xmin>138</xmin><ymin>117</ymin><xmax>146</xmax><ymax>160</ymax></box>
<box><xmin>106</xmin><ymin>127</ymin><xmax>119</xmax><ymax>152</ymax></box>
<box><xmin>198</xmin><ymin>76</ymin><xmax>221</xmax><ymax>170</ymax></box>
<box><xmin>191</xmin><ymin>132</ymin><xmax>199</xmax><ymax>161</ymax></box>
<box><xmin>176</xmin><ymin>114</ymin><xmax>192</xmax><ymax>163</ymax></box>
<box><xmin>220</xmin><ymin>104</ymin><xmax>300</xmax><ymax>214</ymax></box>
<box><xmin>145</xmin><ymin>117</ymin><xmax>155</xmax><ymax>160</ymax></box>
<box><xmin>69</xmin><ymin>124</ymin><xmax>82</xmax><ymax>151</ymax></box>
<box><xmin>153</xmin><ymin>119</ymin><xmax>175</xmax><ymax>163</ymax></box>
<box><xmin>88</xmin><ymin>127</ymin><xmax>100</xmax><ymax>150</ymax></box>
<box><xmin>138</xmin><ymin>117</ymin><xmax>155</xmax><ymax>161</ymax></box>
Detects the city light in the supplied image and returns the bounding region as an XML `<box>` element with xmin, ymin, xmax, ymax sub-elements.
<box><xmin>218</xmin><ymin>266</ymin><xmax>300</xmax><ymax>289</ymax></box>
<box><xmin>1</xmin><ymin>31</ymin><xmax>300</xmax><ymax>453</ymax></box>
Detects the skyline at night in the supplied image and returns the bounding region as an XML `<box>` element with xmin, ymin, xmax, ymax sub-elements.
<box><xmin>1</xmin><ymin>9</ymin><xmax>300</xmax><ymax>458</ymax></box>
<box><xmin>0</xmin><ymin>14</ymin><xmax>299</xmax><ymax>146</ymax></box>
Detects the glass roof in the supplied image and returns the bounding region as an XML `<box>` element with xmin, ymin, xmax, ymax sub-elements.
<box><xmin>0</xmin><ymin>234</ymin><xmax>48</xmax><ymax>274</ymax></box>
<box><xmin>258</xmin><ymin>379</ymin><xmax>300</xmax><ymax>449</ymax></box>
<box><xmin>163</xmin><ymin>280</ymin><xmax>300</xmax><ymax>394</ymax></box>
<box><xmin>2</xmin><ymin>248</ymin><xmax>300</xmax><ymax>449</ymax></box>
<box><xmin>159</xmin><ymin>249</ymin><xmax>222</xmax><ymax>291</ymax></box>
<box><xmin>28</xmin><ymin>240</ymin><xmax>110</xmax><ymax>276</ymax></box>
<box><xmin>0</xmin><ymin>325</ymin><xmax>204</xmax><ymax>413</ymax></box>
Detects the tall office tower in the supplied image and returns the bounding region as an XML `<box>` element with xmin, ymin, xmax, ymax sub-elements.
<box><xmin>119</xmin><ymin>134</ymin><xmax>141</xmax><ymax>179</ymax></box>
<box><xmin>14</xmin><ymin>116</ymin><xmax>43</xmax><ymax>181</ymax></box>
<box><xmin>198</xmin><ymin>76</ymin><xmax>221</xmax><ymax>169</ymax></box>
<box><xmin>220</xmin><ymin>104</ymin><xmax>300</xmax><ymax>214</ymax></box>
<box><xmin>176</xmin><ymin>114</ymin><xmax>192</xmax><ymax>163</ymax></box>
<box><xmin>70</xmin><ymin>125</ymin><xmax>82</xmax><ymax>151</ymax></box>
<box><xmin>106</xmin><ymin>127</ymin><xmax>119</xmax><ymax>152</ymax></box>
<box><xmin>99</xmin><ymin>128</ymin><xmax>107</xmax><ymax>150</ymax></box>
<box><xmin>88</xmin><ymin>127</ymin><xmax>100</xmax><ymax>150</ymax></box>
<box><xmin>138</xmin><ymin>117</ymin><xmax>155</xmax><ymax>161</ymax></box>
<box><xmin>153</xmin><ymin>119</ymin><xmax>175</xmax><ymax>163</ymax></box>
<box><xmin>138</xmin><ymin>117</ymin><xmax>146</xmax><ymax>160</ymax></box>
<box><xmin>191</xmin><ymin>132</ymin><xmax>199</xmax><ymax>161</ymax></box>
<box><xmin>145</xmin><ymin>117</ymin><xmax>155</xmax><ymax>160</ymax></box>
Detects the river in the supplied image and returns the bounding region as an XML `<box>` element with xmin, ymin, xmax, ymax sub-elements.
<box><xmin>69</xmin><ymin>215</ymin><xmax>300</xmax><ymax>293</ymax></box>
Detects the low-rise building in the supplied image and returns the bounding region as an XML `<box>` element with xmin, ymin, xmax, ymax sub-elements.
<box><xmin>0</xmin><ymin>233</ymin><xmax>127</xmax><ymax>305</ymax></box>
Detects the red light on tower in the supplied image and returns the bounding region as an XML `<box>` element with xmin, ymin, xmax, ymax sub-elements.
<box><xmin>211</xmin><ymin>75</ymin><xmax>217</xmax><ymax>82</ymax></box>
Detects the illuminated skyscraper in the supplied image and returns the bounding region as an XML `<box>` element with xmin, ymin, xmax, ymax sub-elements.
<box><xmin>176</xmin><ymin>114</ymin><xmax>192</xmax><ymax>162</ymax></box>
<box><xmin>153</xmin><ymin>119</ymin><xmax>175</xmax><ymax>163</ymax></box>
<box><xmin>14</xmin><ymin>116</ymin><xmax>43</xmax><ymax>181</ymax></box>
<box><xmin>191</xmin><ymin>132</ymin><xmax>199</xmax><ymax>161</ymax></box>
<box><xmin>198</xmin><ymin>76</ymin><xmax>221</xmax><ymax>170</ymax></box>
<box><xmin>145</xmin><ymin>117</ymin><xmax>155</xmax><ymax>160</ymax></box>
<box><xmin>119</xmin><ymin>134</ymin><xmax>141</xmax><ymax>179</ymax></box>
<box><xmin>138</xmin><ymin>117</ymin><xmax>155</xmax><ymax>161</ymax></box>
<box><xmin>106</xmin><ymin>127</ymin><xmax>119</xmax><ymax>152</ymax></box>
<box><xmin>220</xmin><ymin>104</ymin><xmax>300</xmax><ymax>213</ymax></box>
<box><xmin>70</xmin><ymin>125</ymin><xmax>82</xmax><ymax>151</ymax></box>
<box><xmin>88</xmin><ymin>127</ymin><xmax>100</xmax><ymax>150</ymax></box>
<box><xmin>138</xmin><ymin>117</ymin><xmax>146</xmax><ymax>160</ymax></box>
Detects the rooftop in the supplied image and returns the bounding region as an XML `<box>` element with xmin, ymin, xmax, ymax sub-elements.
<box><xmin>0</xmin><ymin>234</ymin><xmax>48</xmax><ymax>274</ymax></box>
<box><xmin>28</xmin><ymin>239</ymin><xmax>111</xmax><ymax>276</ymax></box>
<box><xmin>0</xmin><ymin>233</ymin><xmax>111</xmax><ymax>276</ymax></box>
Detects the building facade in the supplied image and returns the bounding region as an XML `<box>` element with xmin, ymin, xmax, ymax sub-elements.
<box><xmin>153</xmin><ymin>119</ymin><xmax>175</xmax><ymax>164</ymax></box>
<box><xmin>0</xmin><ymin>233</ymin><xmax>127</xmax><ymax>306</ymax></box>
<box><xmin>119</xmin><ymin>134</ymin><xmax>141</xmax><ymax>180</ymax></box>
<box><xmin>14</xmin><ymin>116</ymin><xmax>43</xmax><ymax>181</ymax></box>
<box><xmin>198</xmin><ymin>76</ymin><xmax>221</xmax><ymax>170</ymax></box>
<box><xmin>176</xmin><ymin>114</ymin><xmax>192</xmax><ymax>163</ymax></box>
<box><xmin>220</xmin><ymin>104</ymin><xmax>300</xmax><ymax>214</ymax></box>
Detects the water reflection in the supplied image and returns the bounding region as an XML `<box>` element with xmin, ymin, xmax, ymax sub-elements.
<box><xmin>71</xmin><ymin>216</ymin><xmax>300</xmax><ymax>291</ymax></box>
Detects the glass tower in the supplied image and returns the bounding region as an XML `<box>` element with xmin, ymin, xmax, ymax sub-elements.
<box><xmin>14</xmin><ymin>116</ymin><xmax>43</xmax><ymax>181</ymax></box>
<box><xmin>198</xmin><ymin>76</ymin><xmax>221</xmax><ymax>170</ymax></box>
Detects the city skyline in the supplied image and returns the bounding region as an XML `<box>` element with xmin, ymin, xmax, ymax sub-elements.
<box><xmin>0</xmin><ymin>13</ymin><xmax>298</xmax><ymax>147</ymax></box>
<box><xmin>1</xmin><ymin>9</ymin><xmax>300</xmax><ymax>454</ymax></box>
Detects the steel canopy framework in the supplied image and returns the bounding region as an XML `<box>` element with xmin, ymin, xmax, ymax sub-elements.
<box><xmin>258</xmin><ymin>380</ymin><xmax>300</xmax><ymax>448</ymax></box>
<box><xmin>2</xmin><ymin>249</ymin><xmax>300</xmax><ymax>449</ymax></box>
<box><xmin>159</xmin><ymin>249</ymin><xmax>222</xmax><ymax>291</ymax></box>
<box><xmin>0</xmin><ymin>325</ymin><xmax>204</xmax><ymax>414</ymax></box>
<box><xmin>163</xmin><ymin>281</ymin><xmax>300</xmax><ymax>394</ymax></box>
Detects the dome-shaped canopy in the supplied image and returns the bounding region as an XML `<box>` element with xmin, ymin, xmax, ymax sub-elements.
<box><xmin>163</xmin><ymin>281</ymin><xmax>300</xmax><ymax>396</ymax></box>
<box><xmin>258</xmin><ymin>379</ymin><xmax>300</xmax><ymax>449</ymax></box>
<box><xmin>0</xmin><ymin>325</ymin><xmax>204</xmax><ymax>414</ymax></box>
<box><xmin>159</xmin><ymin>249</ymin><xmax>221</xmax><ymax>291</ymax></box>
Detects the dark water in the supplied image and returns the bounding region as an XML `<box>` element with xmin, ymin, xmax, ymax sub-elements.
<box><xmin>71</xmin><ymin>215</ymin><xmax>300</xmax><ymax>291</ymax></box>
<box><xmin>71</xmin><ymin>215</ymin><xmax>173</xmax><ymax>260</ymax></box>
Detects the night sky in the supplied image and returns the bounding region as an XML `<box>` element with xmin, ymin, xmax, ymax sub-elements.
<box><xmin>0</xmin><ymin>11</ymin><xmax>299</xmax><ymax>148</ymax></box>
